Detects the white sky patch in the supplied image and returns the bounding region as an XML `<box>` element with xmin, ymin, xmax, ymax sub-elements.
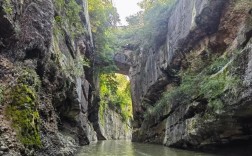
<box><xmin>113</xmin><ymin>0</ymin><xmax>143</xmax><ymax>25</ymax></box>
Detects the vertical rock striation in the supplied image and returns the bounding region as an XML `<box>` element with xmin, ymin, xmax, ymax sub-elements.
<box><xmin>0</xmin><ymin>0</ymin><xmax>98</xmax><ymax>155</ymax></box>
<box><xmin>129</xmin><ymin>0</ymin><xmax>252</xmax><ymax>149</ymax></box>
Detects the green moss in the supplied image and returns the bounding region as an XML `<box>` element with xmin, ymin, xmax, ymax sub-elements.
<box><xmin>6</xmin><ymin>85</ymin><xmax>41</xmax><ymax>147</ymax></box>
<box><xmin>53</xmin><ymin>0</ymin><xmax>85</xmax><ymax>38</ymax></box>
<box><xmin>55</xmin><ymin>15</ymin><xmax>62</xmax><ymax>24</ymax></box>
<box><xmin>6</xmin><ymin>68</ymin><xmax>41</xmax><ymax>148</ymax></box>
<box><xmin>17</xmin><ymin>68</ymin><xmax>41</xmax><ymax>91</ymax></box>
<box><xmin>99</xmin><ymin>100</ymin><xmax>106</xmax><ymax>126</ymax></box>
<box><xmin>3</xmin><ymin>0</ymin><xmax>13</xmax><ymax>15</ymax></box>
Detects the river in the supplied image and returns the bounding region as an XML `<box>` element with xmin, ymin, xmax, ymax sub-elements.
<box><xmin>77</xmin><ymin>140</ymin><xmax>218</xmax><ymax>156</ymax></box>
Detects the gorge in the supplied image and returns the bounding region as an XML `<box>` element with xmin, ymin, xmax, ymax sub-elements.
<box><xmin>0</xmin><ymin>0</ymin><xmax>252</xmax><ymax>156</ymax></box>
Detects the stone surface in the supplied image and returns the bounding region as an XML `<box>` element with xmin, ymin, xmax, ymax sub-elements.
<box><xmin>114</xmin><ymin>52</ymin><xmax>131</xmax><ymax>75</ymax></box>
<box><xmin>0</xmin><ymin>0</ymin><xmax>98</xmax><ymax>155</ymax></box>
<box><xmin>95</xmin><ymin>107</ymin><xmax>132</xmax><ymax>140</ymax></box>
<box><xmin>130</xmin><ymin>0</ymin><xmax>252</xmax><ymax>149</ymax></box>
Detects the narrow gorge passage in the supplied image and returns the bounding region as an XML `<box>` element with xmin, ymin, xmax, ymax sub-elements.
<box><xmin>0</xmin><ymin>0</ymin><xmax>252</xmax><ymax>156</ymax></box>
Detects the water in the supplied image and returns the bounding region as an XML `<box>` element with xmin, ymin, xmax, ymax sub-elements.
<box><xmin>77</xmin><ymin>140</ymin><xmax>216</xmax><ymax>156</ymax></box>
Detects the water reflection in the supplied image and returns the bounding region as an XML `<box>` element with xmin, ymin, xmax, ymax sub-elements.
<box><xmin>77</xmin><ymin>140</ymin><xmax>216</xmax><ymax>156</ymax></box>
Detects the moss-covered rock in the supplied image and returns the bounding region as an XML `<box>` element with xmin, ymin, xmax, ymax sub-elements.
<box><xmin>6</xmin><ymin>68</ymin><xmax>41</xmax><ymax>148</ymax></box>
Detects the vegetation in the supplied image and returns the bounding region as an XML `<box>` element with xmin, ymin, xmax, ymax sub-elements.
<box><xmin>145</xmin><ymin>52</ymin><xmax>241</xmax><ymax>120</ymax></box>
<box><xmin>52</xmin><ymin>0</ymin><xmax>91</xmax><ymax>78</ymax></box>
<box><xmin>6</xmin><ymin>68</ymin><xmax>41</xmax><ymax>147</ymax></box>
<box><xmin>88</xmin><ymin>0</ymin><xmax>133</xmax><ymax>123</ymax></box>
<box><xmin>88</xmin><ymin>0</ymin><xmax>178</xmax><ymax>123</ymax></box>
<box><xmin>63</xmin><ymin>56</ymin><xmax>90</xmax><ymax>77</ymax></box>
<box><xmin>99</xmin><ymin>73</ymin><xmax>132</xmax><ymax>123</ymax></box>
<box><xmin>88</xmin><ymin>0</ymin><xmax>119</xmax><ymax>72</ymax></box>
<box><xmin>3</xmin><ymin>0</ymin><xmax>13</xmax><ymax>15</ymax></box>
<box><xmin>116</xmin><ymin>0</ymin><xmax>177</xmax><ymax>49</ymax></box>
<box><xmin>54</xmin><ymin>0</ymin><xmax>85</xmax><ymax>38</ymax></box>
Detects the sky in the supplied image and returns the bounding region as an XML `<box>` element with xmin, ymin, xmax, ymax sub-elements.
<box><xmin>113</xmin><ymin>0</ymin><xmax>142</xmax><ymax>25</ymax></box>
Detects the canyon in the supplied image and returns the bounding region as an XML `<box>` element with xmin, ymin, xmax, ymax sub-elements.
<box><xmin>0</xmin><ymin>0</ymin><xmax>251</xmax><ymax>155</ymax></box>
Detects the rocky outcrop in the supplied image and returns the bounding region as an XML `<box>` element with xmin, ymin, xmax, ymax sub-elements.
<box><xmin>94</xmin><ymin>107</ymin><xmax>132</xmax><ymax>140</ymax></box>
<box><xmin>130</xmin><ymin>0</ymin><xmax>252</xmax><ymax>149</ymax></box>
<box><xmin>114</xmin><ymin>52</ymin><xmax>131</xmax><ymax>75</ymax></box>
<box><xmin>0</xmin><ymin>0</ymin><xmax>97</xmax><ymax>155</ymax></box>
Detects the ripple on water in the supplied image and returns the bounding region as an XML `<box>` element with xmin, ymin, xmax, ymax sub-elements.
<box><xmin>76</xmin><ymin>140</ymin><xmax>217</xmax><ymax>156</ymax></box>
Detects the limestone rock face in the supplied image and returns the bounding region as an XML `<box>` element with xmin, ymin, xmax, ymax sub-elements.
<box><xmin>130</xmin><ymin>0</ymin><xmax>252</xmax><ymax>149</ymax></box>
<box><xmin>114</xmin><ymin>52</ymin><xmax>131</xmax><ymax>75</ymax></box>
<box><xmin>0</xmin><ymin>0</ymin><xmax>97</xmax><ymax>155</ymax></box>
<box><xmin>130</xmin><ymin>0</ymin><xmax>226</xmax><ymax>124</ymax></box>
<box><xmin>94</xmin><ymin>108</ymin><xmax>132</xmax><ymax>140</ymax></box>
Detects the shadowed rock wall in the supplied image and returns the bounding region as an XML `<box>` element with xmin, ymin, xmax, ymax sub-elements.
<box><xmin>130</xmin><ymin>0</ymin><xmax>252</xmax><ymax>149</ymax></box>
<box><xmin>0</xmin><ymin>0</ymin><xmax>97</xmax><ymax>155</ymax></box>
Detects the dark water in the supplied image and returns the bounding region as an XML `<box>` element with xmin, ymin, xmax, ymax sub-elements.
<box><xmin>77</xmin><ymin>140</ymin><xmax>216</xmax><ymax>156</ymax></box>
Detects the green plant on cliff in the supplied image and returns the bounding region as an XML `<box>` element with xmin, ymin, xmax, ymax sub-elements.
<box><xmin>88</xmin><ymin>0</ymin><xmax>133</xmax><ymax>122</ymax></box>
<box><xmin>99</xmin><ymin>74</ymin><xmax>132</xmax><ymax>123</ymax></box>
<box><xmin>54</xmin><ymin>0</ymin><xmax>85</xmax><ymax>38</ymax></box>
<box><xmin>3</xmin><ymin>0</ymin><xmax>13</xmax><ymax>15</ymax></box>
<box><xmin>88</xmin><ymin>0</ymin><xmax>119</xmax><ymax>71</ymax></box>
<box><xmin>71</xmin><ymin>57</ymin><xmax>90</xmax><ymax>77</ymax></box>
<box><xmin>145</xmin><ymin>53</ymin><xmax>241</xmax><ymax>120</ymax></box>
<box><xmin>6</xmin><ymin>68</ymin><xmax>41</xmax><ymax>147</ymax></box>
<box><xmin>199</xmin><ymin>68</ymin><xmax>240</xmax><ymax>113</ymax></box>
<box><xmin>117</xmin><ymin>0</ymin><xmax>176</xmax><ymax>48</ymax></box>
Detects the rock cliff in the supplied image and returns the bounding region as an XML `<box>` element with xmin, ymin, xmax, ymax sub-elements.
<box><xmin>94</xmin><ymin>107</ymin><xmax>132</xmax><ymax>140</ymax></box>
<box><xmin>0</xmin><ymin>0</ymin><xmax>98</xmax><ymax>155</ymax></box>
<box><xmin>129</xmin><ymin>0</ymin><xmax>252</xmax><ymax>149</ymax></box>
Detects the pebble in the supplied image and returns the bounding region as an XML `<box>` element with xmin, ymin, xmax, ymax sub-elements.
<box><xmin>8</xmin><ymin>144</ymin><xmax>14</xmax><ymax>149</ymax></box>
<box><xmin>0</xmin><ymin>146</ymin><xmax>9</xmax><ymax>152</ymax></box>
<box><xmin>0</xmin><ymin>151</ymin><xmax>4</xmax><ymax>156</ymax></box>
<box><xmin>2</xmin><ymin>127</ymin><xmax>8</xmax><ymax>132</ymax></box>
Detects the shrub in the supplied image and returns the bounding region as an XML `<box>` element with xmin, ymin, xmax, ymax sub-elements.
<box><xmin>99</xmin><ymin>73</ymin><xmax>132</xmax><ymax>123</ymax></box>
<box><xmin>144</xmin><ymin>53</ymin><xmax>240</xmax><ymax>119</ymax></box>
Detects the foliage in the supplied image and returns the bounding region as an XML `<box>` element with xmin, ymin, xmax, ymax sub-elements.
<box><xmin>58</xmin><ymin>56</ymin><xmax>90</xmax><ymax>77</ymax></box>
<box><xmin>16</xmin><ymin>68</ymin><xmax>41</xmax><ymax>91</ymax></box>
<box><xmin>145</xmin><ymin>54</ymin><xmax>241</xmax><ymax>119</ymax></box>
<box><xmin>199</xmin><ymin>70</ymin><xmax>240</xmax><ymax>112</ymax></box>
<box><xmin>116</xmin><ymin>0</ymin><xmax>177</xmax><ymax>49</ymax></box>
<box><xmin>99</xmin><ymin>73</ymin><xmax>132</xmax><ymax>122</ymax></box>
<box><xmin>88</xmin><ymin>0</ymin><xmax>133</xmax><ymax>122</ymax></box>
<box><xmin>54</xmin><ymin>0</ymin><xmax>84</xmax><ymax>38</ymax></box>
<box><xmin>6</xmin><ymin>68</ymin><xmax>41</xmax><ymax>147</ymax></box>
<box><xmin>204</xmin><ymin>56</ymin><xmax>229</xmax><ymax>75</ymax></box>
<box><xmin>3</xmin><ymin>0</ymin><xmax>13</xmax><ymax>15</ymax></box>
<box><xmin>88</xmin><ymin>0</ymin><xmax>120</xmax><ymax>72</ymax></box>
<box><xmin>55</xmin><ymin>15</ymin><xmax>62</xmax><ymax>24</ymax></box>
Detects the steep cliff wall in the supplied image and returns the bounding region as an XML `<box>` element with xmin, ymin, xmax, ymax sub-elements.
<box><xmin>130</xmin><ymin>0</ymin><xmax>252</xmax><ymax>149</ymax></box>
<box><xmin>94</xmin><ymin>107</ymin><xmax>132</xmax><ymax>140</ymax></box>
<box><xmin>0</xmin><ymin>0</ymin><xmax>97</xmax><ymax>155</ymax></box>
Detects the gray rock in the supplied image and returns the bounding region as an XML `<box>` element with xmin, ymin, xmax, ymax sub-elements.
<box><xmin>129</xmin><ymin>0</ymin><xmax>252</xmax><ymax>149</ymax></box>
<box><xmin>0</xmin><ymin>146</ymin><xmax>8</xmax><ymax>152</ymax></box>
